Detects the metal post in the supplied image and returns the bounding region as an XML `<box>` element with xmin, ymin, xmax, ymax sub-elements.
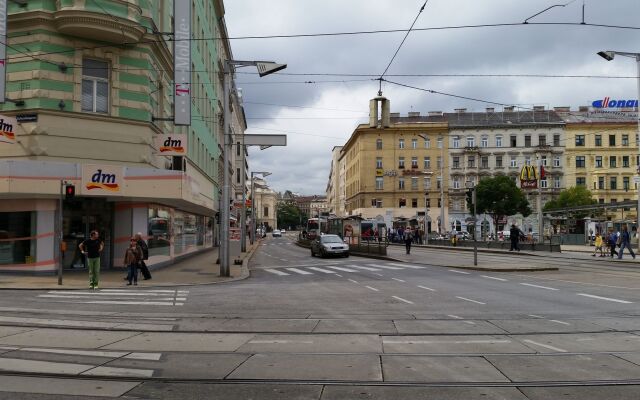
<box><xmin>538</xmin><ymin>157</ymin><xmax>544</xmax><ymax>249</ymax></box>
<box><xmin>240</xmin><ymin>135</ymin><xmax>247</xmax><ymax>252</ymax></box>
<box><xmin>636</xmin><ymin>55</ymin><xmax>640</xmax><ymax>250</ymax></box>
<box><xmin>440</xmin><ymin>137</ymin><xmax>445</xmax><ymax>235</ymax></box>
<box><xmin>250</xmin><ymin>173</ymin><xmax>255</xmax><ymax>245</ymax></box>
<box><xmin>58</xmin><ymin>180</ymin><xmax>64</xmax><ymax>285</ymax></box>
<box><xmin>473</xmin><ymin>188</ymin><xmax>477</xmax><ymax>266</ymax></box>
<box><xmin>425</xmin><ymin>196</ymin><xmax>429</xmax><ymax>245</ymax></box>
<box><xmin>220</xmin><ymin>61</ymin><xmax>231</xmax><ymax>277</ymax></box>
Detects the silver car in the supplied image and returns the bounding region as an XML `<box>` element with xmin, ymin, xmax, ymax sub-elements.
<box><xmin>311</xmin><ymin>234</ymin><xmax>349</xmax><ymax>258</ymax></box>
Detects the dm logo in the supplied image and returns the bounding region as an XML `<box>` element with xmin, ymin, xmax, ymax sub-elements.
<box><xmin>86</xmin><ymin>169</ymin><xmax>120</xmax><ymax>192</ymax></box>
<box><xmin>159</xmin><ymin>136</ymin><xmax>185</xmax><ymax>154</ymax></box>
<box><xmin>0</xmin><ymin>116</ymin><xmax>17</xmax><ymax>144</ymax></box>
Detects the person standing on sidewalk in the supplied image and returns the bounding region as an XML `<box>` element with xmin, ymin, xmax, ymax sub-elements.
<box><xmin>617</xmin><ymin>225</ymin><xmax>636</xmax><ymax>260</ymax></box>
<box><xmin>592</xmin><ymin>232</ymin><xmax>605</xmax><ymax>257</ymax></box>
<box><xmin>79</xmin><ymin>230</ymin><xmax>104</xmax><ymax>289</ymax></box>
<box><xmin>124</xmin><ymin>238</ymin><xmax>143</xmax><ymax>286</ymax></box>
<box><xmin>403</xmin><ymin>227</ymin><xmax>413</xmax><ymax>254</ymax></box>
<box><xmin>509</xmin><ymin>224</ymin><xmax>520</xmax><ymax>252</ymax></box>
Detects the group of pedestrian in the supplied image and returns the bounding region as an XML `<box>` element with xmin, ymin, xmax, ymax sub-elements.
<box><xmin>594</xmin><ymin>226</ymin><xmax>636</xmax><ymax>260</ymax></box>
<box><xmin>78</xmin><ymin>231</ymin><xmax>150</xmax><ymax>289</ymax></box>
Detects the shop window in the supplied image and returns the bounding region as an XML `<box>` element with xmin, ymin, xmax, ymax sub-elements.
<box><xmin>0</xmin><ymin>211</ymin><xmax>35</xmax><ymax>265</ymax></box>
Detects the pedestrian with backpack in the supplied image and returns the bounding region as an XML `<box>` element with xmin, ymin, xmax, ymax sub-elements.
<box><xmin>135</xmin><ymin>232</ymin><xmax>152</xmax><ymax>280</ymax></box>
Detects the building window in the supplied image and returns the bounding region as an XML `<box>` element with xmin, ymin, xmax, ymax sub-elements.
<box><xmin>609</xmin><ymin>135</ymin><xmax>616</xmax><ymax>146</ymax></box>
<box><xmin>376</xmin><ymin>157</ymin><xmax>383</xmax><ymax>169</ymax></box>
<box><xmin>610</xmin><ymin>156</ymin><xmax>617</xmax><ymax>168</ymax></box>
<box><xmin>82</xmin><ymin>59</ymin><xmax>109</xmax><ymax>113</ymax></box>
<box><xmin>540</xmin><ymin>179</ymin><xmax>548</xmax><ymax>188</ymax></box>
<box><xmin>399</xmin><ymin>139</ymin><xmax>405</xmax><ymax>149</ymax></box>
<box><xmin>437</xmin><ymin>156</ymin><xmax>442</xmax><ymax>169</ymax></box>
<box><xmin>411</xmin><ymin>157</ymin><xmax>418</xmax><ymax>168</ymax></box>
<box><xmin>624</xmin><ymin>176</ymin><xmax>630</xmax><ymax>191</ymax></box>
<box><xmin>481</xmin><ymin>137</ymin><xmax>488</xmax><ymax>147</ymax></box>
<box><xmin>424</xmin><ymin>177</ymin><xmax>431</xmax><ymax>189</ymax></box>
<box><xmin>525</xmin><ymin>156</ymin><xmax>531</xmax><ymax>166</ymax></box>
<box><xmin>553</xmin><ymin>156</ymin><xmax>561</xmax><ymax>167</ymax></box>
<box><xmin>425</xmin><ymin>198</ymin><xmax>431</xmax><ymax>207</ymax></box>
<box><xmin>496</xmin><ymin>136</ymin><xmax>503</xmax><ymax>147</ymax></box>
<box><xmin>399</xmin><ymin>198</ymin><xmax>406</xmax><ymax>208</ymax></box>
<box><xmin>541</xmin><ymin>156</ymin><xmax>547</xmax><ymax>166</ymax></box>
<box><xmin>510</xmin><ymin>135</ymin><xmax>517</xmax><ymax>147</ymax></box>
<box><xmin>424</xmin><ymin>137</ymin><xmax>431</xmax><ymax>148</ymax></box>
<box><xmin>539</xmin><ymin>135</ymin><xmax>546</xmax><ymax>146</ymax></box>
<box><xmin>576</xmin><ymin>156</ymin><xmax>585</xmax><ymax>168</ymax></box>
<box><xmin>598</xmin><ymin>176</ymin><xmax>605</xmax><ymax>190</ymax></box>
<box><xmin>576</xmin><ymin>177</ymin><xmax>586</xmax><ymax>186</ymax></box>
<box><xmin>453</xmin><ymin>136</ymin><xmax>460</xmax><ymax>149</ymax></box>
<box><xmin>595</xmin><ymin>156</ymin><xmax>602</xmax><ymax>168</ymax></box>
<box><xmin>398</xmin><ymin>157</ymin><xmax>405</xmax><ymax>169</ymax></box>
<box><xmin>375</xmin><ymin>177</ymin><xmax>384</xmax><ymax>189</ymax></box>
<box><xmin>496</xmin><ymin>155</ymin><xmax>503</xmax><ymax>168</ymax></box>
<box><xmin>554</xmin><ymin>176</ymin><xmax>561</xmax><ymax>188</ymax></box>
<box><xmin>411</xmin><ymin>198</ymin><xmax>418</xmax><ymax>208</ymax></box>
<box><xmin>264</xmin><ymin>206</ymin><xmax>269</xmax><ymax>217</ymax></box>
<box><xmin>554</xmin><ymin>134</ymin><xmax>560</xmax><ymax>146</ymax></box>
<box><xmin>623</xmin><ymin>156</ymin><xmax>630</xmax><ymax>168</ymax></box>
<box><xmin>510</xmin><ymin>157</ymin><xmax>517</xmax><ymax>168</ymax></box>
<box><xmin>575</xmin><ymin>135</ymin><xmax>585</xmax><ymax>146</ymax></box>
<box><xmin>411</xmin><ymin>177</ymin><xmax>418</xmax><ymax>190</ymax></box>
<box><xmin>376</xmin><ymin>139</ymin><xmax>382</xmax><ymax>149</ymax></box>
<box><xmin>452</xmin><ymin>156</ymin><xmax>460</xmax><ymax>169</ymax></box>
<box><xmin>399</xmin><ymin>178</ymin><xmax>405</xmax><ymax>190</ymax></box>
<box><xmin>371</xmin><ymin>198</ymin><xmax>382</xmax><ymax>208</ymax></box>
<box><xmin>453</xmin><ymin>178</ymin><xmax>460</xmax><ymax>189</ymax></box>
<box><xmin>411</xmin><ymin>138</ymin><xmax>417</xmax><ymax>149</ymax></box>
<box><xmin>466</xmin><ymin>136</ymin><xmax>475</xmax><ymax>147</ymax></box>
<box><xmin>525</xmin><ymin>135</ymin><xmax>531</xmax><ymax>147</ymax></box>
<box><xmin>424</xmin><ymin>157</ymin><xmax>431</xmax><ymax>169</ymax></box>
<box><xmin>437</xmin><ymin>137</ymin><xmax>443</xmax><ymax>149</ymax></box>
<box><xmin>467</xmin><ymin>156</ymin><xmax>475</xmax><ymax>168</ymax></box>
<box><xmin>622</xmin><ymin>134</ymin><xmax>629</xmax><ymax>146</ymax></box>
<box><xmin>595</xmin><ymin>135</ymin><xmax>602</xmax><ymax>146</ymax></box>
<box><xmin>610</xmin><ymin>176</ymin><xmax>617</xmax><ymax>190</ymax></box>
<box><xmin>437</xmin><ymin>176</ymin><xmax>442</xmax><ymax>189</ymax></box>
<box><xmin>481</xmin><ymin>156</ymin><xmax>489</xmax><ymax>168</ymax></box>
<box><xmin>438</xmin><ymin>198</ymin><xmax>442</xmax><ymax>207</ymax></box>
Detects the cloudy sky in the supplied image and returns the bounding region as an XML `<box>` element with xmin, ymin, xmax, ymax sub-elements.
<box><xmin>224</xmin><ymin>0</ymin><xmax>640</xmax><ymax>195</ymax></box>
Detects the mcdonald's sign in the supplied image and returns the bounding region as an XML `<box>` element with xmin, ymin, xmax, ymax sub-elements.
<box><xmin>520</xmin><ymin>165</ymin><xmax>538</xmax><ymax>189</ymax></box>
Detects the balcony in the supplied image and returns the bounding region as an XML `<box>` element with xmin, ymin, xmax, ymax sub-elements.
<box><xmin>463</xmin><ymin>146</ymin><xmax>480</xmax><ymax>153</ymax></box>
<box><xmin>53</xmin><ymin>0</ymin><xmax>145</xmax><ymax>44</ymax></box>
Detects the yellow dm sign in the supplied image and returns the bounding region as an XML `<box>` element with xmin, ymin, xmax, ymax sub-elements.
<box><xmin>520</xmin><ymin>165</ymin><xmax>538</xmax><ymax>189</ymax></box>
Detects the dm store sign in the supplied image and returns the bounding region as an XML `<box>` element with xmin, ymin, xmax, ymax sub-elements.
<box><xmin>154</xmin><ymin>134</ymin><xmax>187</xmax><ymax>156</ymax></box>
<box><xmin>81</xmin><ymin>165</ymin><xmax>123</xmax><ymax>195</ymax></box>
<box><xmin>0</xmin><ymin>114</ymin><xmax>17</xmax><ymax>144</ymax></box>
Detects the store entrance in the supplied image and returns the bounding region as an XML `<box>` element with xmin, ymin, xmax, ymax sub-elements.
<box><xmin>62</xmin><ymin>198</ymin><xmax>114</xmax><ymax>270</ymax></box>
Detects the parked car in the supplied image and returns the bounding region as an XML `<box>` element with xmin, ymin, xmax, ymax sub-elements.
<box><xmin>280</xmin><ymin>229</ymin><xmax>286</xmax><ymax>234</ymax></box>
<box><xmin>272</xmin><ymin>229</ymin><xmax>282</xmax><ymax>237</ymax></box>
<box><xmin>311</xmin><ymin>234</ymin><xmax>349</xmax><ymax>258</ymax></box>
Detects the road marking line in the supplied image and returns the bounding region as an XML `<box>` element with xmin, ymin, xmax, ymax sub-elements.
<box><xmin>348</xmin><ymin>279</ymin><xmax>359</xmax><ymax>284</ymax></box>
<box><xmin>576</xmin><ymin>293</ymin><xmax>633</xmax><ymax>304</ymax></box>
<box><xmin>392</xmin><ymin>296</ymin><xmax>414</xmax><ymax>304</ymax></box>
<box><xmin>384</xmin><ymin>339</ymin><xmax>511</xmax><ymax>344</ymax></box>
<box><xmin>449</xmin><ymin>269</ymin><xmax>471</xmax><ymax>275</ymax></box>
<box><xmin>285</xmin><ymin>268</ymin><xmax>314</xmax><ymax>275</ymax></box>
<box><xmin>328</xmin><ymin>266</ymin><xmax>358</xmax><ymax>272</ymax></box>
<box><xmin>373</xmin><ymin>273</ymin><xmax>384</xmax><ymax>277</ymax></box>
<box><xmin>523</xmin><ymin>339</ymin><xmax>567</xmax><ymax>353</ymax></box>
<box><xmin>418</xmin><ymin>285</ymin><xmax>436</xmax><ymax>292</ymax></box>
<box><xmin>481</xmin><ymin>275</ymin><xmax>507</xmax><ymax>281</ymax></box>
<box><xmin>365</xmin><ymin>286</ymin><xmax>379</xmax><ymax>292</ymax></box>
<box><xmin>20</xmin><ymin>348</ymin><xmax>128</xmax><ymax>358</ymax></box>
<box><xmin>549</xmin><ymin>319</ymin><xmax>571</xmax><ymax>325</ymax></box>
<box><xmin>447</xmin><ymin>315</ymin><xmax>463</xmax><ymax>319</ymax></box>
<box><xmin>392</xmin><ymin>278</ymin><xmax>406</xmax><ymax>282</ymax></box>
<box><xmin>249</xmin><ymin>340</ymin><xmax>313</xmax><ymax>344</ymax></box>
<box><xmin>124</xmin><ymin>353</ymin><xmax>163</xmax><ymax>361</ymax></box>
<box><xmin>387</xmin><ymin>263</ymin><xmax>425</xmax><ymax>269</ymax></box>
<box><xmin>264</xmin><ymin>269</ymin><xmax>289</xmax><ymax>276</ymax></box>
<box><xmin>81</xmin><ymin>366</ymin><xmax>154</xmax><ymax>378</ymax></box>
<box><xmin>349</xmin><ymin>265</ymin><xmax>382</xmax><ymax>271</ymax></box>
<box><xmin>528</xmin><ymin>314</ymin><xmax>545</xmax><ymax>319</ymax></box>
<box><xmin>367</xmin><ymin>264</ymin><xmax>403</xmax><ymax>270</ymax></box>
<box><xmin>335</xmin><ymin>274</ymin><xmax>343</xmax><ymax>277</ymax></box>
<box><xmin>42</xmin><ymin>291</ymin><xmax>178</xmax><ymax>297</ymax></box>
<box><xmin>455</xmin><ymin>296</ymin><xmax>486</xmax><ymax>305</ymax></box>
<box><xmin>576</xmin><ymin>338</ymin><xmax>596</xmax><ymax>342</ymax></box>
<box><xmin>464</xmin><ymin>321</ymin><xmax>477</xmax><ymax>325</ymax></box>
<box><xmin>520</xmin><ymin>283</ymin><xmax>559</xmax><ymax>291</ymax></box>
<box><xmin>307</xmin><ymin>267</ymin><xmax>336</xmax><ymax>274</ymax></box>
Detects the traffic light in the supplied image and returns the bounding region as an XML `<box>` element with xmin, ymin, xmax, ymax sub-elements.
<box><xmin>465</xmin><ymin>188</ymin><xmax>475</xmax><ymax>213</ymax></box>
<box><xmin>65</xmin><ymin>184</ymin><xmax>75</xmax><ymax>199</ymax></box>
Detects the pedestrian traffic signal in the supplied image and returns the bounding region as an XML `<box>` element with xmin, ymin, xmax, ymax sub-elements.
<box><xmin>65</xmin><ymin>184</ymin><xmax>75</xmax><ymax>199</ymax></box>
<box><xmin>465</xmin><ymin>189</ymin><xmax>475</xmax><ymax>212</ymax></box>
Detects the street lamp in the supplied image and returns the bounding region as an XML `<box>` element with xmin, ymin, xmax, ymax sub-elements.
<box><xmin>250</xmin><ymin>171</ymin><xmax>271</xmax><ymax>246</ymax></box>
<box><xmin>466</xmin><ymin>180</ymin><xmax>478</xmax><ymax>266</ymax></box>
<box><xmin>221</xmin><ymin>60</ymin><xmax>286</xmax><ymax>277</ymax></box>
<box><xmin>598</xmin><ymin>50</ymin><xmax>640</xmax><ymax>250</ymax></box>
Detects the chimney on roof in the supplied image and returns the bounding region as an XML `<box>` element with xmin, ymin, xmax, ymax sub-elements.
<box><xmin>554</xmin><ymin>106</ymin><xmax>570</xmax><ymax>112</ymax></box>
<box><xmin>533</xmin><ymin>106</ymin><xmax>545</xmax><ymax>111</ymax></box>
<box><xmin>408</xmin><ymin>111</ymin><xmax>420</xmax><ymax>117</ymax></box>
<box><xmin>485</xmin><ymin>107</ymin><xmax>494</xmax><ymax>113</ymax></box>
<box><xmin>579</xmin><ymin>106</ymin><xmax>589</xmax><ymax>112</ymax></box>
<box><xmin>428</xmin><ymin>111</ymin><xmax>443</xmax><ymax>117</ymax></box>
<box><xmin>504</xmin><ymin>106</ymin><xmax>515</xmax><ymax>112</ymax></box>
<box><xmin>454</xmin><ymin>108</ymin><xmax>467</xmax><ymax>113</ymax></box>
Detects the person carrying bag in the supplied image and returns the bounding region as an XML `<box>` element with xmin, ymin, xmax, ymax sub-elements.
<box><xmin>124</xmin><ymin>238</ymin><xmax>143</xmax><ymax>286</ymax></box>
<box><xmin>135</xmin><ymin>232</ymin><xmax>152</xmax><ymax>280</ymax></box>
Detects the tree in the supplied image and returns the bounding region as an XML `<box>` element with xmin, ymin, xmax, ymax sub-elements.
<box><xmin>277</xmin><ymin>202</ymin><xmax>303</xmax><ymax>230</ymax></box>
<box><xmin>543</xmin><ymin>186</ymin><xmax>597</xmax><ymax>218</ymax></box>
<box><xmin>473</xmin><ymin>176</ymin><xmax>532</xmax><ymax>232</ymax></box>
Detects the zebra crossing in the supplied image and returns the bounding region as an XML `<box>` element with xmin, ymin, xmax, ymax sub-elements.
<box><xmin>37</xmin><ymin>289</ymin><xmax>189</xmax><ymax>306</ymax></box>
<box><xmin>262</xmin><ymin>262</ymin><xmax>425</xmax><ymax>277</ymax></box>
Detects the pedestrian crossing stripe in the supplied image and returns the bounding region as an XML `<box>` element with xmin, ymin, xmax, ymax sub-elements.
<box><xmin>261</xmin><ymin>262</ymin><xmax>425</xmax><ymax>276</ymax></box>
<box><xmin>387</xmin><ymin>263</ymin><xmax>425</xmax><ymax>269</ymax></box>
<box><xmin>307</xmin><ymin>267</ymin><xmax>336</xmax><ymax>274</ymax></box>
<box><xmin>36</xmin><ymin>289</ymin><xmax>188</xmax><ymax>306</ymax></box>
<box><xmin>366</xmin><ymin>264</ymin><xmax>404</xmax><ymax>270</ymax></box>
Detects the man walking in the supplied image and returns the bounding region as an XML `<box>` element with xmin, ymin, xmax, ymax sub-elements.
<box><xmin>509</xmin><ymin>224</ymin><xmax>520</xmax><ymax>252</ymax></box>
<box><xmin>618</xmin><ymin>225</ymin><xmax>636</xmax><ymax>260</ymax></box>
<box><xmin>79</xmin><ymin>230</ymin><xmax>104</xmax><ymax>289</ymax></box>
<box><xmin>403</xmin><ymin>227</ymin><xmax>413</xmax><ymax>254</ymax></box>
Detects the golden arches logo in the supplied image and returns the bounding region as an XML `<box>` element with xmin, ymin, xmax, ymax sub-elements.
<box><xmin>520</xmin><ymin>165</ymin><xmax>538</xmax><ymax>181</ymax></box>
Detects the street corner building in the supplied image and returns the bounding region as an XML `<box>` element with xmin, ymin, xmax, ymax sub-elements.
<box><xmin>0</xmin><ymin>1</ymin><xmax>238</xmax><ymax>273</ymax></box>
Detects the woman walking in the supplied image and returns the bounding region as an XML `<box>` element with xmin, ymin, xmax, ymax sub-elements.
<box><xmin>124</xmin><ymin>238</ymin><xmax>142</xmax><ymax>286</ymax></box>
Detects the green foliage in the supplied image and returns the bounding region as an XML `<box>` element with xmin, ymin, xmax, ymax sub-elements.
<box><xmin>475</xmin><ymin>176</ymin><xmax>532</xmax><ymax>219</ymax></box>
<box><xmin>543</xmin><ymin>186</ymin><xmax>596</xmax><ymax>212</ymax></box>
<box><xmin>277</xmin><ymin>202</ymin><xmax>303</xmax><ymax>230</ymax></box>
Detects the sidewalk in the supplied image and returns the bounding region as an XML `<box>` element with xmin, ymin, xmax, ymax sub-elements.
<box><xmin>0</xmin><ymin>242</ymin><xmax>258</xmax><ymax>290</ymax></box>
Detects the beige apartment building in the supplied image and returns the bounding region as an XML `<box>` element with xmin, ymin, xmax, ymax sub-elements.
<box><xmin>341</xmin><ymin>106</ymin><xmax>449</xmax><ymax>233</ymax></box>
<box><xmin>326</xmin><ymin>146</ymin><xmax>345</xmax><ymax>216</ymax></box>
<box><xmin>252</xmin><ymin>178</ymin><xmax>278</xmax><ymax>231</ymax></box>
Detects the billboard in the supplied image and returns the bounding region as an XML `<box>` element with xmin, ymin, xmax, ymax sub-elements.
<box><xmin>0</xmin><ymin>0</ymin><xmax>6</xmax><ymax>104</ymax></box>
<box><xmin>520</xmin><ymin>165</ymin><xmax>538</xmax><ymax>189</ymax></box>
<box><xmin>0</xmin><ymin>114</ymin><xmax>16</xmax><ymax>144</ymax></box>
<box><xmin>82</xmin><ymin>164</ymin><xmax>124</xmax><ymax>195</ymax></box>
<box><xmin>154</xmin><ymin>134</ymin><xmax>187</xmax><ymax>156</ymax></box>
<box><xmin>173</xmin><ymin>0</ymin><xmax>191</xmax><ymax>125</ymax></box>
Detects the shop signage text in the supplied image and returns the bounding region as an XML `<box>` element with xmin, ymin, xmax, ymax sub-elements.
<box><xmin>592</xmin><ymin>97</ymin><xmax>638</xmax><ymax>109</ymax></box>
<box><xmin>0</xmin><ymin>113</ymin><xmax>16</xmax><ymax>144</ymax></box>
<box><xmin>82</xmin><ymin>164</ymin><xmax>123</xmax><ymax>195</ymax></box>
<box><xmin>155</xmin><ymin>134</ymin><xmax>187</xmax><ymax>156</ymax></box>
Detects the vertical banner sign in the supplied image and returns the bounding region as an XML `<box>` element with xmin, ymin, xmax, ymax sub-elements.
<box><xmin>0</xmin><ymin>0</ymin><xmax>7</xmax><ymax>104</ymax></box>
<box><xmin>173</xmin><ymin>0</ymin><xmax>191</xmax><ymax>125</ymax></box>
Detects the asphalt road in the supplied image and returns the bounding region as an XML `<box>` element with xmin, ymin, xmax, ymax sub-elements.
<box><xmin>0</xmin><ymin>233</ymin><xmax>639</xmax><ymax>399</ymax></box>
